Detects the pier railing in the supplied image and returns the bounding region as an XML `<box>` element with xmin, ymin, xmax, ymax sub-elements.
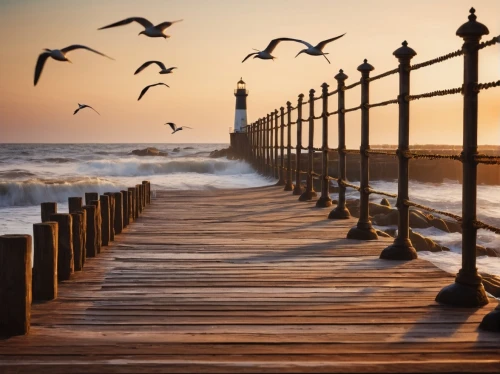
<box><xmin>246</xmin><ymin>9</ymin><xmax>500</xmax><ymax>329</ymax></box>
<box><xmin>0</xmin><ymin>181</ymin><xmax>152</xmax><ymax>336</ymax></box>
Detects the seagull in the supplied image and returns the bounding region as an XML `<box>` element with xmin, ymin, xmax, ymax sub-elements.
<box><xmin>286</xmin><ymin>33</ymin><xmax>346</xmax><ymax>63</ymax></box>
<box><xmin>74</xmin><ymin>103</ymin><xmax>100</xmax><ymax>115</ymax></box>
<box><xmin>134</xmin><ymin>61</ymin><xmax>177</xmax><ymax>75</ymax></box>
<box><xmin>138</xmin><ymin>83</ymin><xmax>169</xmax><ymax>101</ymax></box>
<box><xmin>241</xmin><ymin>38</ymin><xmax>297</xmax><ymax>63</ymax></box>
<box><xmin>34</xmin><ymin>45</ymin><xmax>114</xmax><ymax>86</ymax></box>
<box><xmin>98</xmin><ymin>18</ymin><xmax>183</xmax><ymax>38</ymax></box>
<box><xmin>165</xmin><ymin>122</ymin><xmax>192</xmax><ymax>134</ymax></box>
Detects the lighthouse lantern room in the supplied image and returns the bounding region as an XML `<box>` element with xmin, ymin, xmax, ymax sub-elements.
<box><xmin>233</xmin><ymin>78</ymin><xmax>248</xmax><ymax>133</ymax></box>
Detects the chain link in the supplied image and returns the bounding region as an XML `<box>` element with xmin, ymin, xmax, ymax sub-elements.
<box><xmin>477</xmin><ymin>35</ymin><xmax>499</xmax><ymax>50</ymax></box>
<box><xmin>407</xmin><ymin>86</ymin><xmax>462</xmax><ymax>101</ymax></box>
<box><xmin>475</xmin><ymin>80</ymin><xmax>500</xmax><ymax>91</ymax></box>
<box><xmin>366</xmin><ymin>98</ymin><xmax>399</xmax><ymax>108</ymax></box>
<box><xmin>367</xmin><ymin>68</ymin><xmax>399</xmax><ymax>82</ymax></box>
<box><xmin>410</xmin><ymin>48</ymin><xmax>464</xmax><ymax>71</ymax></box>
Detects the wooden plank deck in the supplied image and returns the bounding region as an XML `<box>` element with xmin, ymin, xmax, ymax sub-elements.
<box><xmin>1</xmin><ymin>185</ymin><xmax>499</xmax><ymax>373</ymax></box>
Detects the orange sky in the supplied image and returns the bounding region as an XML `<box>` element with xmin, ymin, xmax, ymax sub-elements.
<box><xmin>0</xmin><ymin>0</ymin><xmax>498</xmax><ymax>146</ymax></box>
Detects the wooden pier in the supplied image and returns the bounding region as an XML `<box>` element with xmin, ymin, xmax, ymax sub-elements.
<box><xmin>1</xmin><ymin>186</ymin><xmax>499</xmax><ymax>373</ymax></box>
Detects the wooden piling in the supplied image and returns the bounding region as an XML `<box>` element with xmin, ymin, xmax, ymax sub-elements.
<box><xmin>83</xmin><ymin>205</ymin><xmax>97</xmax><ymax>258</ymax></box>
<box><xmin>41</xmin><ymin>202</ymin><xmax>57</xmax><ymax>223</ymax></box>
<box><xmin>0</xmin><ymin>234</ymin><xmax>32</xmax><ymax>336</ymax></box>
<box><xmin>128</xmin><ymin>187</ymin><xmax>136</xmax><ymax>222</ymax></box>
<box><xmin>104</xmin><ymin>193</ymin><xmax>115</xmax><ymax>241</ymax></box>
<box><xmin>113</xmin><ymin>192</ymin><xmax>123</xmax><ymax>235</ymax></box>
<box><xmin>100</xmin><ymin>195</ymin><xmax>110</xmax><ymax>246</ymax></box>
<box><xmin>135</xmin><ymin>185</ymin><xmax>142</xmax><ymax>216</ymax></box>
<box><xmin>89</xmin><ymin>200</ymin><xmax>102</xmax><ymax>253</ymax></box>
<box><xmin>142</xmin><ymin>181</ymin><xmax>149</xmax><ymax>206</ymax></box>
<box><xmin>121</xmin><ymin>190</ymin><xmax>129</xmax><ymax>227</ymax></box>
<box><xmin>70</xmin><ymin>212</ymin><xmax>84</xmax><ymax>271</ymax></box>
<box><xmin>293</xmin><ymin>94</ymin><xmax>305</xmax><ymax>195</ymax></box>
<box><xmin>32</xmin><ymin>222</ymin><xmax>58</xmax><ymax>302</ymax></box>
<box><xmin>68</xmin><ymin>197</ymin><xmax>83</xmax><ymax>213</ymax></box>
<box><xmin>50</xmin><ymin>213</ymin><xmax>73</xmax><ymax>281</ymax></box>
<box><xmin>84</xmin><ymin>192</ymin><xmax>98</xmax><ymax>206</ymax></box>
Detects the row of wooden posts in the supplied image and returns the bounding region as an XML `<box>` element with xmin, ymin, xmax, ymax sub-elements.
<box><xmin>242</xmin><ymin>9</ymin><xmax>500</xmax><ymax>331</ymax></box>
<box><xmin>0</xmin><ymin>181</ymin><xmax>152</xmax><ymax>337</ymax></box>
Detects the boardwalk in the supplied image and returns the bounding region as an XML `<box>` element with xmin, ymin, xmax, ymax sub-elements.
<box><xmin>1</xmin><ymin>186</ymin><xmax>499</xmax><ymax>373</ymax></box>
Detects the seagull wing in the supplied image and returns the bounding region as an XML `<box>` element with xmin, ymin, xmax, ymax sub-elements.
<box><xmin>264</xmin><ymin>37</ymin><xmax>309</xmax><ymax>53</ymax></box>
<box><xmin>138</xmin><ymin>83</ymin><xmax>169</xmax><ymax>101</ymax></box>
<box><xmin>165</xmin><ymin>122</ymin><xmax>177</xmax><ymax>131</ymax></box>
<box><xmin>183</xmin><ymin>126</ymin><xmax>193</xmax><ymax>129</ymax></box>
<box><xmin>241</xmin><ymin>52</ymin><xmax>258</xmax><ymax>63</ymax></box>
<box><xmin>280</xmin><ymin>38</ymin><xmax>314</xmax><ymax>49</ymax></box>
<box><xmin>61</xmin><ymin>45</ymin><xmax>114</xmax><ymax>60</ymax></box>
<box><xmin>98</xmin><ymin>17</ymin><xmax>153</xmax><ymax>30</ymax></box>
<box><xmin>34</xmin><ymin>52</ymin><xmax>51</xmax><ymax>86</ymax></box>
<box><xmin>73</xmin><ymin>107</ymin><xmax>81</xmax><ymax>115</ymax></box>
<box><xmin>156</xmin><ymin>19</ymin><xmax>183</xmax><ymax>31</ymax></box>
<box><xmin>315</xmin><ymin>33</ymin><xmax>346</xmax><ymax>50</ymax></box>
<box><xmin>87</xmin><ymin>105</ymin><xmax>100</xmax><ymax>115</ymax></box>
<box><xmin>134</xmin><ymin>61</ymin><xmax>166</xmax><ymax>75</ymax></box>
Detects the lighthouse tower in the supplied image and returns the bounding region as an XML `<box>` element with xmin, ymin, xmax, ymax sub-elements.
<box><xmin>233</xmin><ymin>78</ymin><xmax>248</xmax><ymax>133</ymax></box>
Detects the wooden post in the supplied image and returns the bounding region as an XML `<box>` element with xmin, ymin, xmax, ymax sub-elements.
<box><xmin>104</xmin><ymin>193</ymin><xmax>116</xmax><ymax>241</ymax></box>
<box><xmin>316</xmin><ymin>83</ymin><xmax>333</xmax><ymax>207</ymax></box>
<box><xmin>347</xmin><ymin>59</ymin><xmax>378</xmax><ymax>241</ymax></box>
<box><xmin>135</xmin><ymin>185</ymin><xmax>141</xmax><ymax>217</ymax></box>
<box><xmin>274</xmin><ymin>109</ymin><xmax>279</xmax><ymax>179</ymax></box>
<box><xmin>147</xmin><ymin>182</ymin><xmax>151</xmax><ymax>204</ymax></box>
<box><xmin>266</xmin><ymin>113</ymin><xmax>271</xmax><ymax>176</ymax></box>
<box><xmin>33</xmin><ymin>222</ymin><xmax>58</xmax><ymax>301</ymax></box>
<box><xmin>284</xmin><ymin>101</ymin><xmax>294</xmax><ymax>191</ymax></box>
<box><xmin>89</xmin><ymin>200</ymin><xmax>102</xmax><ymax>253</ymax></box>
<box><xmin>70</xmin><ymin>212</ymin><xmax>84</xmax><ymax>271</ymax></box>
<box><xmin>41</xmin><ymin>202</ymin><xmax>57</xmax><ymax>223</ymax></box>
<box><xmin>277</xmin><ymin>106</ymin><xmax>286</xmax><ymax>185</ymax></box>
<box><xmin>68</xmin><ymin>197</ymin><xmax>83</xmax><ymax>213</ymax></box>
<box><xmin>438</xmin><ymin>8</ymin><xmax>489</xmax><ymax>308</ymax></box>
<box><xmin>121</xmin><ymin>190</ymin><xmax>129</xmax><ymax>227</ymax></box>
<box><xmin>113</xmin><ymin>192</ymin><xmax>123</xmax><ymax>235</ymax></box>
<box><xmin>0</xmin><ymin>235</ymin><xmax>32</xmax><ymax>336</ymax></box>
<box><xmin>380</xmin><ymin>42</ymin><xmax>419</xmax><ymax>260</ymax></box>
<box><xmin>300</xmin><ymin>89</ymin><xmax>318</xmax><ymax>201</ymax></box>
<box><xmin>142</xmin><ymin>181</ymin><xmax>148</xmax><ymax>205</ymax></box>
<box><xmin>99</xmin><ymin>195</ymin><xmax>110</xmax><ymax>246</ymax></box>
<box><xmin>50</xmin><ymin>213</ymin><xmax>73</xmax><ymax>281</ymax></box>
<box><xmin>141</xmin><ymin>183</ymin><xmax>146</xmax><ymax>209</ymax></box>
<box><xmin>329</xmin><ymin>70</ymin><xmax>352</xmax><ymax>219</ymax></box>
<box><xmin>83</xmin><ymin>205</ymin><xmax>97</xmax><ymax>258</ymax></box>
<box><xmin>260</xmin><ymin>118</ymin><xmax>265</xmax><ymax>174</ymax></box>
<box><xmin>128</xmin><ymin>187</ymin><xmax>135</xmax><ymax>222</ymax></box>
<box><xmin>85</xmin><ymin>192</ymin><xmax>98</xmax><ymax>206</ymax></box>
<box><xmin>293</xmin><ymin>94</ymin><xmax>305</xmax><ymax>195</ymax></box>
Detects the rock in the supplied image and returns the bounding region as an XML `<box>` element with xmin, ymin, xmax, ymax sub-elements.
<box><xmin>384</xmin><ymin>228</ymin><xmax>397</xmax><ymax>237</ymax></box>
<box><xmin>369</xmin><ymin>202</ymin><xmax>393</xmax><ymax>216</ymax></box>
<box><xmin>209</xmin><ymin>148</ymin><xmax>239</xmax><ymax>159</ymax></box>
<box><xmin>443</xmin><ymin>219</ymin><xmax>462</xmax><ymax>233</ymax></box>
<box><xmin>183</xmin><ymin>147</ymin><xmax>194</xmax><ymax>150</ymax></box>
<box><xmin>409</xmin><ymin>209</ymin><xmax>431</xmax><ymax>228</ymax></box>
<box><xmin>480</xmin><ymin>273</ymin><xmax>500</xmax><ymax>297</ymax></box>
<box><xmin>409</xmin><ymin>229</ymin><xmax>442</xmax><ymax>252</ymax></box>
<box><xmin>380</xmin><ymin>198</ymin><xmax>391</xmax><ymax>207</ymax></box>
<box><xmin>476</xmin><ymin>245</ymin><xmax>488</xmax><ymax>257</ymax></box>
<box><xmin>130</xmin><ymin>147</ymin><xmax>168</xmax><ymax>157</ymax></box>
<box><xmin>375</xmin><ymin>230</ymin><xmax>392</xmax><ymax>238</ymax></box>
<box><xmin>430</xmin><ymin>217</ymin><xmax>450</xmax><ymax>233</ymax></box>
<box><xmin>441</xmin><ymin>246</ymin><xmax>451</xmax><ymax>252</ymax></box>
<box><xmin>486</xmin><ymin>247</ymin><xmax>499</xmax><ymax>257</ymax></box>
<box><xmin>172</xmin><ymin>147</ymin><xmax>180</xmax><ymax>152</ymax></box>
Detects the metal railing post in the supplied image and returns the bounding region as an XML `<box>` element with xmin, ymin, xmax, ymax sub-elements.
<box><xmin>274</xmin><ymin>109</ymin><xmax>279</xmax><ymax>180</ymax></box>
<box><xmin>380</xmin><ymin>42</ymin><xmax>419</xmax><ymax>260</ymax></box>
<box><xmin>300</xmin><ymin>89</ymin><xmax>318</xmax><ymax>201</ymax></box>
<box><xmin>269</xmin><ymin>112</ymin><xmax>274</xmax><ymax>177</ymax></box>
<box><xmin>329</xmin><ymin>70</ymin><xmax>351</xmax><ymax>219</ymax></box>
<box><xmin>347</xmin><ymin>59</ymin><xmax>378</xmax><ymax>240</ymax></box>
<box><xmin>284</xmin><ymin>101</ymin><xmax>295</xmax><ymax>191</ymax></box>
<box><xmin>278</xmin><ymin>107</ymin><xmax>286</xmax><ymax>185</ymax></box>
<box><xmin>316</xmin><ymin>83</ymin><xmax>333</xmax><ymax>207</ymax></box>
<box><xmin>293</xmin><ymin>94</ymin><xmax>305</xmax><ymax>195</ymax></box>
<box><xmin>266</xmin><ymin>113</ymin><xmax>271</xmax><ymax>176</ymax></box>
<box><xmin>438</xmin><ymin>8</ymin><xmax>489</xmax><ymax>308</ymax></box>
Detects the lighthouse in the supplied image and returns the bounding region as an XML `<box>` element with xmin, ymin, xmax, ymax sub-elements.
<box><xmin>233</xmin><ymin>78</ymin><xmax>248</xmax><ymax>133</ymax></box>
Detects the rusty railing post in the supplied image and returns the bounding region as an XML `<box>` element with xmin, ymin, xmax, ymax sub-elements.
<box><xmin>274</xmin><ymin>109</ymin><xmax>280</xmax><ymax>180</ymax></box>
<box><xmin>437</xmin><ymin>8</ymin><xmax>489</xmax><ymax>309</ymax></box>
<box><xmin>284</xmin><ymin>101</ymin><xmax>295</xmax><ymax>191</ymax></box>
<box><xmin>277</xmin><ymin>107</ymin><xmax>286</xmax><ymax>185</ymax></box>
<box><xmin>293</xmin><ymin>94</ymin><xmax>305</xmax><ymax>195</ymax></box>
<box><xmin>329</xmin><ymin>70</ymin><xmax>351</xmax><ymax>219</ymax></box>
<box><xmin>299</xmin><ymin>90</ymin><xmax>317</xmax><ymax>201</ymax></box>
<box><xmin>380</xmin><ymin>42</ymin><xmax>419</xmax><ymax>260</ymax></box>
<box><xmin>347</xmin><ymin>59</ymin><xmax>378</xmax><ymax>240</ymax></box>
<box><xmin>316</xmin><ymin>83</ymin><xmax>333</xmax><ymax>207</ymax></box>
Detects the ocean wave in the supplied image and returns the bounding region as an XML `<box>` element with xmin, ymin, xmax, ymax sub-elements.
<box><xmin>78</xmin><ymin>158</ymin><xmax>255</xmax><ymax>177</ymax></box>
<box><xmin>0</xmin><ymin>177</ymin><xmax>124</xmax><ymax>207</ymax></box>
<box><xmin>30</xmin><ymin>157</ymin><xmax>77</xmax><ymax>164</ymax></box>
<box><xmin>0</xmin><ymin>169</ymin><xmax>37</xmax><ymax>179</ymax></box>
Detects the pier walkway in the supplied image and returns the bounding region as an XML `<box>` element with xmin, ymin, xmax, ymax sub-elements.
<box><xmin>1</xmin><ymin>186</ymin><xmax>499</xmax><ymax>373</ymax></box>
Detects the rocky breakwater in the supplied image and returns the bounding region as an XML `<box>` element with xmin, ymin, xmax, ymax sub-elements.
<box><xmin>209</xmin><ymin>147</ymin><xmax>239</xmax><ymax>160</ymax></box>
<box><xmin>130</xmin><ymin>147</ymin><xmax>168</xmax><ymax>157</ymax></box>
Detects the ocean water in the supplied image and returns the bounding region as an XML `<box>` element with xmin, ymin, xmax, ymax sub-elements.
<box><xmin>1</xmin><ymin>143</ymin><xmax>499</xmax><ymax>278</ymax></box>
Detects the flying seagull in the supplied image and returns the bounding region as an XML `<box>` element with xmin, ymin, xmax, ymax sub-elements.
<box><xmin>74</xmin><ymin>103</ymin><xmax>100</xmax><ymax>115</ymax></box>
<box><xmin>241</xmin><ymin>38</ymin><xmax>297</xmax><ymax>63</ymax></box>
<box><xmin>165</xmin><ymin>122</ymin><xmax>192</xmax><ymax>134</ymax></box>
<box><xmin>98</xmin><ymin>17</ymin><xmax>183</xmax><ymax>38</ymax></box>
<box><xmin>134</xmin><ymin>61</ymin><xmax>177</xmax><ymax>75</ymax></box>
<box><xmin>138</xmin><ymin>83</ymin><xmax>170</xmax><ymax>101</ymax></box>
<box><xmin>286</xmin><ymin>33</ymin><xmax>346</xmax><ymax>64</ymax></box>
<box><xmin>34</xmin><ymin>45</ymin><xmax>114</xmax><ymax>86</ymax></box>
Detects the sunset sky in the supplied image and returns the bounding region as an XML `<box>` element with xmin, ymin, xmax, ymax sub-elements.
<box><xmin>0</xmin><ymin>0</ymin><xmax>498</xmax><ymax>146</ymax></box>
